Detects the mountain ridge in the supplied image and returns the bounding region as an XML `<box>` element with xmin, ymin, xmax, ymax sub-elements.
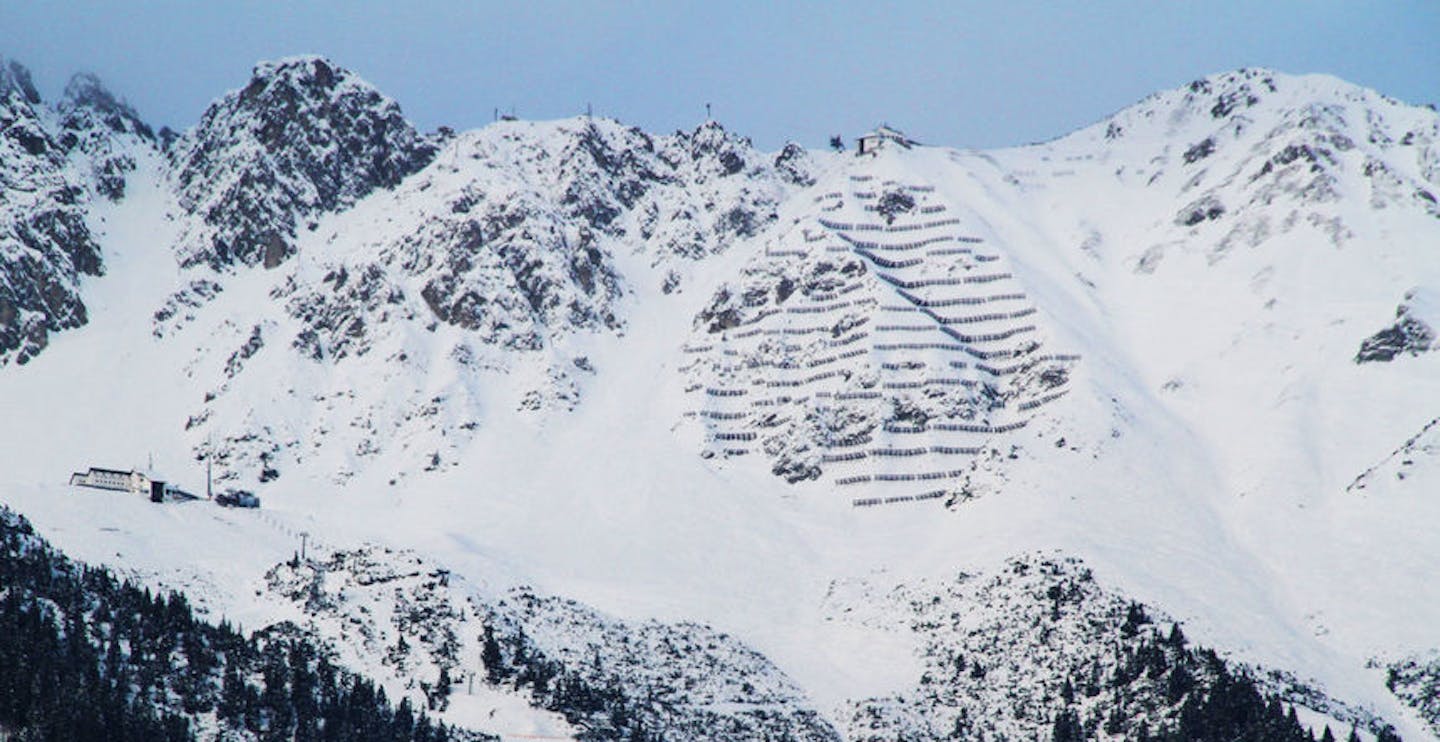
<box><xmin>1</xmin><ymin>54</ymin><xmax>1439</xmax><ymax>740</ymax></box>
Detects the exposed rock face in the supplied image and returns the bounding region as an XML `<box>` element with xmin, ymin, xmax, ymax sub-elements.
<box><xmin>309</xmin><ymin>171</ymin><xmax>626</xmax><ymax>355</ymax></box>
<box><xmin>1357</xmin><ymin>288</ymin><xmax>1437</xmax><ymax>363</ymax></box>
<box><xmin>0</xmin><ymin>59</ymin><xmax>106</xmax><ymax>366</ymax></box>
<box><xmin>170</xmin><ymin>55</ymin><xmax>438</xmax><ymax>269</ymax></box>
<box><xmin>775</xmin><ymin>142</ymin><xmax>817</xmax><ymax>187</ymax></box>
<box><xmin>57</xmin><ymin>72</ymin><xmax>155</xmax><ymax>200</ymax></box>
<box><xmin>649</xmin><ymin>120</ymin><xmax>795</xmax><ymax>262</ymax></box>
<box><xmin>459</xmin><ymin>117</ymin><xmax>794</xmax><ymax>266</ymax></box>
<box><xmin>1165</xmin><ymin>74</ymin><xmax>1356</xmax><ymax>259</ymax></box>
<box><xmin>0</xmin><ymin>58</ymin><xmax>41</xmax><ymax>106</ymax></box>
<box><xmin>1385</xmin><ymin>650</ymin><xmax>1440</xmax><ymax>737</ymax></box>
<box><xmin>1357</xmin><ymin>314</ymin><xmax>1434</xmax><ymax>363</ymax></box>
<box><xmin>287</xmin><ymin>116</ymin><xmax>795</xmax><ymax>354</ymax></box>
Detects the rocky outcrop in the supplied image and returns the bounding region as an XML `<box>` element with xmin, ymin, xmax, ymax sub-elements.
<box><xmin>1385</xmin><ymin>650</ymin><xmax>1440</xmax><ymax>737</ymax></box>
<box><xmin>170</xmin><ymin>56</ymin><xmax>438</xmax><ymax>269</ymax></box>
<box><xmin>56</xmin><ymin>72</ymin><xmax>155</xmax><ymax>200</ymax></box>
<box><xmin>1357</xmin><ymin>288</ymin><xmax>1437</xmax><ymax>363</ymax></box>
<box><xmin>264</xmin><ymin>545</ymin><xmax>838</xmax><ymax>740</ymax></box>
<box><xmin>267</xmin><ymin>116</ymin><xmax>791</xmax><ymax>362</ymax></box>
<box><xmin>832</xmin><ymin>554</ymin><xmax>1396</xmax><ymax>741</ymax></box>
<box><xmin>481</xmin><ymin>588</ymin><xmax>840</xmax><ymax>741</ymax></box>
<box><xmin>0</xmin><ymin>59</ymin><xmax>106</xmax><ymax>365</ymax></box>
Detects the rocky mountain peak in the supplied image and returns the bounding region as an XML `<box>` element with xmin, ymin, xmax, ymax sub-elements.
<box><xmin>56</xmin><ymin>72</ymin><xmax>156</xmax><ymax>200</ymax></box>
<box><xmin>1074</xmin><ymin>68</ymin><xmax>1440</xmax><ymax>268</ymax></box>
<box><xmin>1180</xmin><ymin>66</ymin><xmax>1279</xmax><ymax>120</ymax></box>
<box><xmin>247</xmin><ymin>54</ymin><xmax>339</xmax><ymax>87</ymax></box>
<box><xmin>0</xmin><ymin>58</ymin><xmax>103</xmax><ymax>366</ymax></box>
<box><xmin>0</xmin><ymin>75</ymin><xmax>50</xmax><ymax>161</ymax></box>
<box><xmin>550</xmin><ymin>118</ymin><xmax>669</xmax><ymax>229</ymax></box>
<box><xmin>0</xmin><ymin>58</ymin><xmax>41</xmax><ymax>106</ymax></box>
<box><xmin>62</xmin><ymin>72</ymin><xmax>121</xmax><ymax>113</ymax></box>
<box><xmin>170</xmin><ymin>55</ymin><xmax>438</xmax><ymax>269</ymax></box>
<box><xmin>664</xmin><ymin>119</ymin><xmax>758</xmax><ymax>179</ymax></box>
<box><xmin>773</xmin><ymin>141</ymin><xmax>816</xmax><ymax>186</ymax></box>
<box><xmin>59</xmin><ymin>72</ymin><xmax>152</xmax><ymax>138</ymax></box>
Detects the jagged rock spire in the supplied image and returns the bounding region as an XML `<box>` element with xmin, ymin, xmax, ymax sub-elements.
<box><xmin>171</xmin><ymin>55</ymin><xmax>438</xmax><ymax>269</ymax></box>
<box><xmin>0</xmin><ymin>58</ymin><xmax>41</xmax><ymax>105</ymax></box>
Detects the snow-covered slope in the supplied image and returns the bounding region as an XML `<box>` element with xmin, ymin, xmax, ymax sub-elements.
<box><xmin>3</xmin><ymin>59</ymin><xmax>1440</xmax><ymax>740</ymax></box>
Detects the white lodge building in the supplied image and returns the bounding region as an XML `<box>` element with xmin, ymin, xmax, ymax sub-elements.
<box><xmin>69</xmin><ymin>467</ymin><xmax>168</xmax><ymax>500</ymax></box>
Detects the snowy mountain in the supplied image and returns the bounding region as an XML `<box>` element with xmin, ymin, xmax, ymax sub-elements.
<box><xmin>0</xmin><ymin>59</ymin><xmax>118</xmax><ymax>366</ymax></box>
<box><xmin>170</xmin><ymin>55</ymin><xmax>438</xmax><ymax>270</ymax></box>
<box><xmin>2</xmin><ymin>57</ymin><xmax>1439</xmax><ymax>740</ymax></box>
<box><xmin>55</xmin><ymin>71</ymin><xmax>156</xmax><ymax>202</ymax></box>
<box><xmin>166</xmin><ymin>106</ymin><xmax>803</xmax><ymax>485</ymax></box>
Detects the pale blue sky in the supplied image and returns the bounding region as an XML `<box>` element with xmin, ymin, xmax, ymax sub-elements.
<box><xmin>2</xmin><ymin>1</ymin><xmax>1435</xmax><ymax>150</ymax></box>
